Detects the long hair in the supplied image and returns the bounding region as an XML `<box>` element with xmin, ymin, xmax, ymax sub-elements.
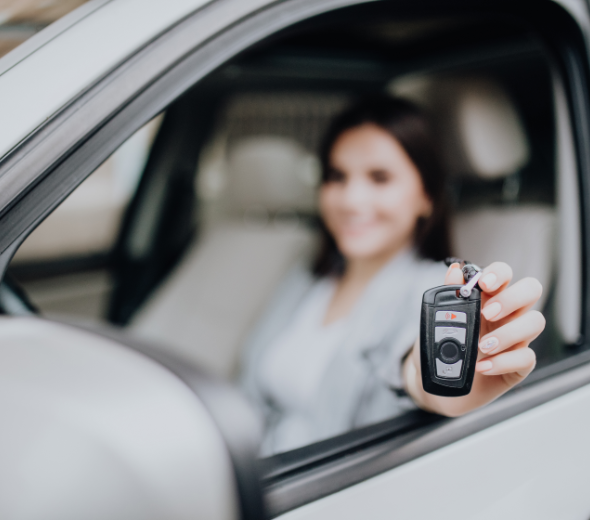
<box><xmin>313</xmin><ymin>95</ymin><xmax>451</xmax><ymax>276</ymax></box>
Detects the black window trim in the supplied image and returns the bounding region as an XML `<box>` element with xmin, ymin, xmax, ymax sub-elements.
<box><xmin>0</xmin><ymin>0</ymin><xmax>588</xmax><ymax>517</ymax></box>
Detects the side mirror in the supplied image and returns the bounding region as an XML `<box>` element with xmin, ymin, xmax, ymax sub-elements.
<box><xmin>0</xmin><ymin>317</ymin><xmax>265</xmax><ymax>520</ymax></box>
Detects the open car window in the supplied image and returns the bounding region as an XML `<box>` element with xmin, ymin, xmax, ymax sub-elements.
<box><xmin>3</xmin><ymin>1</ymin><xmax>587</xmax><ymax>514</ymax></box>
<box><xmin>9</xmin><ymin>117</ymin><xmax>162</xmax><ymax>319</ymax></box>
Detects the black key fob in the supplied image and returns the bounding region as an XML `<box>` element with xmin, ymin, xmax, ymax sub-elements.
<box><xmin>420</xmin><ymin>260</ymin><xmax>482</xmax><ymax>396</ymax></box>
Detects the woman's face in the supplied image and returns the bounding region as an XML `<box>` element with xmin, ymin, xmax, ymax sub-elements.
<box><xmin>319</xmin><ymin>123</ymin><xmax>433</xmax><ymax>263</ymax></box>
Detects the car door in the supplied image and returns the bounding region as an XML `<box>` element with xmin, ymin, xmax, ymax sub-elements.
<box><xmin>0</xmin><ymin>316</ymin><xmax>264</xmax><ymax>520</ymax></box>
<box><xmin>0</xmin><ymin>0</ymin><xmax>590</xmax><ymax>519</ymax></box>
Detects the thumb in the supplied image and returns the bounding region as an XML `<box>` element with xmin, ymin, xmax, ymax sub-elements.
<box><xmin>444</xmin><ymin>262</ymin><xmax>465</xmax><ymax>285</ymax></box>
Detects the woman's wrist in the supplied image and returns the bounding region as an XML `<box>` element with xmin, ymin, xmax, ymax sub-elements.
<box><xmin>403</xmin><ymin>345</ymin><xmax>436</xmax><ymax>413</ymax></box>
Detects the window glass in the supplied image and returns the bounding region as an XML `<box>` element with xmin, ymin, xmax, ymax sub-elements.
<box><xmin>6</xmin><ymin>7</ymin><xmax>578</xmax><ymax>458</ymax></box>
<box><xmin>10</xmin><ymin>116</ymin><xmax>161</xmax><ymax>319</ymax></box>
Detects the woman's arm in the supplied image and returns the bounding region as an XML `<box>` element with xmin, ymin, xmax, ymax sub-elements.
<box><xmin>403</xmin><ymin>261</ymin><xmax>545</xmax><ymax>417</ymax></box>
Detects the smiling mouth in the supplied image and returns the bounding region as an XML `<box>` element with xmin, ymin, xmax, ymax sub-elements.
<box><xmin>339</xmin><ymin>222</ymin><xmax>379</xmax><ymax>235</ymax></box>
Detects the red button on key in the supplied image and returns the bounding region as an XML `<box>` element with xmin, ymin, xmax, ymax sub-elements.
<box><xmin>435</xmin><ymin>311</ymin><xmax>467</xmax><ymax>323</ymax></box>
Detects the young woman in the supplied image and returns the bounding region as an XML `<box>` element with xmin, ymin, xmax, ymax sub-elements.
<box><xmin>241</xmin><ymin>96</ymin><xmax>544</xmax><ymax>456</ymax></box>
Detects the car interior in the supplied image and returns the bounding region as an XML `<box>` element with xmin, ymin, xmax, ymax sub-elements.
<box><xmin>4</xmin><ymin>3</ymin><xmax>578</xmax><ymax>461</ymax></box>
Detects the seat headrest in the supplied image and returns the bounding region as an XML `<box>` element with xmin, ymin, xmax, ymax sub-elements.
<box><xmin>390</xmin><ymin>75</ymin><xmax>530</xmax><ymax>179</ymax></box>
<box><xmin>198</xmin><ymin>92</ymin><xmax>350</xmax><ymax>218</ymax></box>
<box><xmin>225</xmin><ymin>135</ymin><xmax>319</xmax><ymax>215</ymax></box>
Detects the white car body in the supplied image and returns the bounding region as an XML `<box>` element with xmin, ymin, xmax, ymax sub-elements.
<box><xmin>0</xmin><ymin>1</ymin><xmax>589</xmax><ymax>519</ymax></box>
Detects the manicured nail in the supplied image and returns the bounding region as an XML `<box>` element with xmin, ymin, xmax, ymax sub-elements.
<box><xmin>482</xmin><ymin>302</ymin><xmax>502</xmax><ymax>320</ymax></box>
<box><xmin>446</xmin><ymin>262</ymin><xmax>460</xmax><ymax>276</ymax></box>
<box><xmin>480</xmin><ymin>337</ymin><xmax>499</xmax><ymax>352</ymax></box>
<box><xmin>476</xmin><ymin>360</ymin><xmax>493</xmax><ymax>373</ymax></box>
<box><xmin>480</xmin><ymin>273</ymin><xmax>497</xmax><ymax>290</ymax></box>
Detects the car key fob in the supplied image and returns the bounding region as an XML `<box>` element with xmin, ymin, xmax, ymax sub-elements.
<box><xmin>420</xmin><ymin>259</ymin><xmax>482</xmax><ymax>396</ymax></box>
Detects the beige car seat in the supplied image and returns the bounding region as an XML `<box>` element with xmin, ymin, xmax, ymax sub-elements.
<box><xmin>130</xmin><ymin>135</ymin><xmax>319</xmax><ymax>378</ymax></box>
<box><xmin>391</xmin><ymin>75</ymin><xmax>555</xmax><ymax>309</ymax></box>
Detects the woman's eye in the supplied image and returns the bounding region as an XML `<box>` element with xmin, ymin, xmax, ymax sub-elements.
<box><xmin>370</xmin><ymin>169</ymin><xmax>391</xmax><ymax>184</ymax></box>
<box><xmin>325</xmin><ymin>168</ymin><xmax>346</xmax><ymax>183</ymax></box>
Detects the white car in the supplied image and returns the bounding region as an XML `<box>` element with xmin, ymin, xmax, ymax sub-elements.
<box><xmin>0</xmin><ymin>0</ymin><xmax>588</xmax><ymax>519</ymax></box>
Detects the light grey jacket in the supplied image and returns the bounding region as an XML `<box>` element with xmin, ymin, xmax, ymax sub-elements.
<box><xmin>240</xmin><ymin>250</ymin><xmax>448</xmax><ymax>453</ymax></box>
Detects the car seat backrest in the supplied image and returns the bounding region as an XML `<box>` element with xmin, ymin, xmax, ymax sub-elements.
<box><xmin>392</xmin><ymin>74</ymin><xmax>553</xmax><ymax>311</ymax></box>
<box><xmin>131</xmin><ymin>221</ymin><xmax>316</xmax><ymax>378</ymax></box>
<box><xmin>453</xmin><ymin>206</ymin><xmax>555</xmax><ymax>303</ymax></box>
<box><xmin>131</xmin><ymin>94</ymin><xmax>348</xmax><ymax>377</ymax></box>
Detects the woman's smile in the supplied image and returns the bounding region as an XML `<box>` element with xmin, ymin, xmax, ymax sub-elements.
<box><xmin>337</xmin><ymin>216</ymin><xmax>381</xmax><ymax>235</ymax></box>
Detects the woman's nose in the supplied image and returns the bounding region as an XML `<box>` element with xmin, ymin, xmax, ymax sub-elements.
<box><xmin>340</xmin><ymin>178</ymin><xmax>372</xmax><ymax>209</ymax></box>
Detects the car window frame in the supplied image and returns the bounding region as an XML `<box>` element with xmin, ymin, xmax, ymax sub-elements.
<box><xmin>0</xmin><ymin>0</ymin><xmax>588</xmax><ymax>517</ymax></box>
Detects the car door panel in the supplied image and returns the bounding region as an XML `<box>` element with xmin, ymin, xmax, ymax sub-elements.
<box><xmin>0</xmin><ymin>316</ymin><xmax>244</xmax><ymax>519</ymax></box>
<box><xmin>278</xmin><ymin>384</ymin><xmax>590</xmax><ymax>519</ymax></box>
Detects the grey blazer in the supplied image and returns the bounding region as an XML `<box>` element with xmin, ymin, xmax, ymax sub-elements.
<box><xmin>240</xmin><ymin>250</ymin><xmax>448</xmax><ymax>454</ymax></box>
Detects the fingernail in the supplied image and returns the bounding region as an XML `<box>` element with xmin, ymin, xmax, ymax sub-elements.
<box><xmin>479</xmin><ymin>337</ymin><xmax>499</xmax><ymax>352</ymax></box>
<box><xmin>482</xmin><ymin>302</ymin><xmax>502</xmax><ymax>320</ymax></box>
<box><xmin>481</xmin><ymin>273</ymin><xmax>497</xmax><ymax>290</ymax></box>
<box><xmin>446</xmin><ymin>262</ymin><xmax>460</xmax><ymax>276</ymax></box>
<box><xmin>476</xmin><ymin>360</ymin><xmax>493</xmax><ymax>373</ymax></box>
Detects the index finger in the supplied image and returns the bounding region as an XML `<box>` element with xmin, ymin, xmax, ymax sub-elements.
<box><xmin>444</xmin><ymin>263</ymin><xmax>464</xmax><ymax>285</ymax></box>
<box><xmin>478</xmin><ymin>261</ymin><xmax>513</xmax><ymax>295</ymax></box>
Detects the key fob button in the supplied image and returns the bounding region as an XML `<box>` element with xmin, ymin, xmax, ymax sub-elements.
<box><xmin>435</xmin><ymin>326</ymin><xmax>466</xmax><ymax>344</ymax></box>
<box><xmin>439</xmin><ymin>340</ymin><xmax>461</xmax><ymax>363</ymax></box>
<box><xmin>436</xmin><ymin>358</ymin><xmax>463</xmax><ymax>378</ymax></box>
<box><xmin>435</xmin><ymin>311</ymin><xmax>467</xmax><ymax>323</ymax></box>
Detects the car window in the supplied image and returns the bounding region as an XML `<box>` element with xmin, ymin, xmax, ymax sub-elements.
<box><xmin>10</xmin><ymin>116</ymin><xmax>162</xmax><ymax>319</ymax></box>
<box><xmin>5</xmin><ymin>3</ymin><xmax>580</xmax><ymax>464</ymax></box>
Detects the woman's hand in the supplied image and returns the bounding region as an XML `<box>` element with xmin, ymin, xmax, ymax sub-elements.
<box><xmin>403</xmin><ymin>262</ymin><xmax>545</xmax><ymax>417</ymax></box>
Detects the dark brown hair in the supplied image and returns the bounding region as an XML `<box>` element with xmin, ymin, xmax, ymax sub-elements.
<box><xmin>313</xmin><ymin>95</ymin><xmax>451</xmax><ymax>276</ymax></box>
